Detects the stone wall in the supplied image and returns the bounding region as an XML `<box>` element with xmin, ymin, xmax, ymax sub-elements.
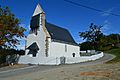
<box><xmin>18</xmin><ymin>52</ymin><xmax>104</xmax><ymax>65</ymax></box>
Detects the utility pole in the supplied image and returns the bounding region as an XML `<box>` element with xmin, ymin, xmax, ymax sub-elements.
<box><xmin>117</xmin><ymin>34</ymin><xmax>119</xmax><ymax>43</ymax></box>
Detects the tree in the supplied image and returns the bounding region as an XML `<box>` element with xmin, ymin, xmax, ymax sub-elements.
<box><xmin>79</xmin><ymin>23</ymin><xmax>104</xmax><ymax>50</ymax></box>
<box><xmin>98</xmin><ymin>34</ymin><xmax>120</xmax><ymax>50</ymax></box>
<box><xmin>107</xmin><ymin>34</ymin><xmax>120</xmax><ymax>43</ymax></box>
<box><xmin>80</xmin><ymin>42</ymin><xmax>93</xmax><ymax>50</ymax></box>
<box><xmin>0</xmin><ymin>6</ymin><xmax>26</xmax><ymax>48</ymax></box>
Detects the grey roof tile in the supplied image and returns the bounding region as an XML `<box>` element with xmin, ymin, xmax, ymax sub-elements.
<box><xmin>46</xmin><ymin>22</ymin><xmax>78</xmax><ymax>45</ymax></box>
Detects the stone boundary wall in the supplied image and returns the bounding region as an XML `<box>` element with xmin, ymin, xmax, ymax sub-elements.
<box><xmin>65</xmin><ymin>52</ymin><xmax>104</xmax><ymax>64</ymax></box>
<box><xmin>18</xmin><ymin>52</ymin><xmax>104</xmax><ymax>65</ymax></box>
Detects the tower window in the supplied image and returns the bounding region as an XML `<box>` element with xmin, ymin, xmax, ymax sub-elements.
<box><xmin>30</xmin><ymin>14</ymin><xmax>40</xmax><ymax>30</ymax></box>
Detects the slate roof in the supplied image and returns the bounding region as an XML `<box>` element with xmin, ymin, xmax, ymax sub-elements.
<box><xmin>45</xmin><ymin>22</ymin><xmax>78</xmax><ymax>45</ymax></box>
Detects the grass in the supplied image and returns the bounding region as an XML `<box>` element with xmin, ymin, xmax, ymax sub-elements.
<box><xmin>104</xmin><ymin>48</ymin><xmax>120</xmax><ymax>63</ymax></box>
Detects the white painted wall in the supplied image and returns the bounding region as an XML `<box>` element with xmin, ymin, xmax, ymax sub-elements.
<box><xmin>48</xmin><ymin>42</ymin><xmax>80</xmax><ymax>57</ymax></box>
<box><xmin>24</xmin><ymin>24</ymin><xmax>47</xmax><ymax>57</ymax></box>
<box><xmin>19</xmin><ymin>52</ymin><xmax>104</xmax><ymax>65</ymax></box>
<box><xmin>18</xmin><ymin>55</ymin><xmax>60</xmax><ymax>65</ymax></box>
<box><xmin>65</xmin><ymin>52</ymin><xmax>104</xmax><ymax>64</ymax></box>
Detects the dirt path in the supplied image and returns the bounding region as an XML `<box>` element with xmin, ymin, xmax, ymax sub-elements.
<box><xmin>2</xmin><ymin>62</ymin><xmax>120</xmax><ymax>80</ymax></box>
<box><xmin>0</xmin><ymin>53</ymin><xmax>117</xmax><ymax>80</ymax></box>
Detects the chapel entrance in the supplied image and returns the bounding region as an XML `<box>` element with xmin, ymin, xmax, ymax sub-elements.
<box><xmin>60</xmin><ymin>57</ymin><xmax>66</xmax><ymax>64</ymax></box>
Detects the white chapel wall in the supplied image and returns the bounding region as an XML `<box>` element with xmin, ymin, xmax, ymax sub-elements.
<box><xmin>48</xmin><ymin>42</ymin><xmax>80</xmax><ymax>57</ymax></box>
<box><xmin>25</xmin><ymin>25</ymin><xmax>46</xmax><ymax>57</ymax></box>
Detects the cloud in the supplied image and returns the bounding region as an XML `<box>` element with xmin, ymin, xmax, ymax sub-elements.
<box><xmin>101</xmin><ymin>8</ymin><xmax>113</xmax><ymax>17</ymax></box>
<box><xmin>16</xmin><ymin>40</ymin><xmax>25</xmax><ymax>50</ymax></box>
<box><xmin>20</xmin><ymin>23</ymin><xmax>29</xmax><ymax>33</ymax></box>
<box><xmin>20</xmin><ymin>45</ymin><xmax>25</xmax><ymax>50</ymax></box>
<box><xmin>104</xmin><ymin>20</ymin><xmax>110</xmax><ymax>27</ymax></box>
<box><xmin>19</xmin><ymin>23</ymin><xmax>26</xmax><ymax>28</ymax></box>
<box><xmin>102</xmin><ymin>20</ymin><xmax>111</xmax><ymax>34</ymax></box>
<box><xmin>17</xmin><ymin>44</ymin><xmax>25</xmax><ymax>50</ymax></box>
<box><xmin>27</xmin><ymin>25</ymin><xmax>31</xmax><ymax>30</ymax></box>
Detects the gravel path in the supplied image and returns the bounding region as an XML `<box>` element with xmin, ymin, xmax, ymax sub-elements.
<box><xmin>0</xmin><ymin>53</ymin><xmax>115</xmax><ymax>80</ymax></box>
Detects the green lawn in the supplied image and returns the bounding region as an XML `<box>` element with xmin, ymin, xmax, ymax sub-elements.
<box><xmin>104</xmin><ymin>48</ymin><xmax>120</xmax><ymax>63</ymax></box>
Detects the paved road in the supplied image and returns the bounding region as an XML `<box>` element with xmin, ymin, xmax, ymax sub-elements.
<box><xmin>0</xmin><ymin>65</ymin><xmax>58</xmax><ymax>78</ymax></box>
<box><xmin>0</xmin><ymin>53</ymin><xmax>115</xmax><ymax>79</ymax></box>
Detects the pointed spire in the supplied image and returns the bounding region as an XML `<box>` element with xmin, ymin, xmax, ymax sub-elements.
<box><xmin>32</xmin><ymin>3</ymin><xmax>44</xmax><ymax>16</ymax></box>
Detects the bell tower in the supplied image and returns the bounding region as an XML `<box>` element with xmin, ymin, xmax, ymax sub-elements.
<box><xmin>30</xmin><ymin>4</ymin><xmax>45</xmax><ymax>35</ymax></box>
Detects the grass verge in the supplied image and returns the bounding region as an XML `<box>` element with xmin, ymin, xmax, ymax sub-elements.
<box><xmin>104</xmin><ymin>48</ymin><xmax>120</xmax><ymax>63</ymax></box>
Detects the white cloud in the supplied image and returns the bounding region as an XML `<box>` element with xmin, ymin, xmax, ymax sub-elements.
<box><xmin>16</xmin><ymin>39</ymin><xmax>26</xmax><ymax>50</ymax></box>
<box><xmin>20</xmin><ymin>45</ymin><xmax>25</xmax><ymax>50</ymax></box>
<box><xmin>28</xmin><ymin>25</ymin><xmax>31</xmax><ymax>30</ymax></box>
<box><xmin>104</xmin><ymin>20</ymin><xmax>110</xmax><ymax>28</ymax></box>
<box><xmin>102</xmin><ymin>20</ymin><xmax>111</xmax><ymax>34</ymax></box>
<box><xmin>19</xmin><ymin>23</ymin><xmax>26</xmax><ymax>28</ymax></box>
<box><xmin>17</xmin><ymin>43</ymin><xmax>25</xmax><ymax>50</ymax></box>
<box><xmin>101</xmin><ymin>8</ymin><xmax>113</xmax><ymax>16</ymax></box>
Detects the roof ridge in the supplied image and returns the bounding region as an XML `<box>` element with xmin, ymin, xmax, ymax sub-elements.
<box><xmin>46</xmin><ymin>22</ymin><xmax>68</xmax><ymax>31</ymax></box>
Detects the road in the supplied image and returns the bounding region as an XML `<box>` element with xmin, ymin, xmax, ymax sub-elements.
<box><xmin>0</xmin><ymin>53</ymin><xmax>115</xmax><ymax>79</ymax></box>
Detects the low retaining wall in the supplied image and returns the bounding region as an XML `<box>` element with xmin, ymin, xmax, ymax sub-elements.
<box><xmin>18</xmin><ymin>56</ymin><xmax>60</xmax><ymax>65</ymax></box>
<box><xmin>18</xmin><ymin>52</ymin><xmax>104</xmax><ymax>65</ymax></box>
<box><xmin>66</xmin><ymin>52</ymin><xmax>104</xmax><ymax>64</ymax></box>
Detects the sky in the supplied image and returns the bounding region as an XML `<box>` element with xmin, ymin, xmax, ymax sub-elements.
<box><xmin>0</xmin><ymin>0</ymin><xmax>120</xmax><ymax>49</ymax></box>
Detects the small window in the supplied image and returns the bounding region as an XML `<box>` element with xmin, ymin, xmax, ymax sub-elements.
<box><xmin>65</xmin><ymin>45</ymin><xmax>67</xmax><ymax>52</ymax></box>
<box><xmin>72</xmin><ymin>53</ymin><xmax>75</xmax><ymax>57</ymax></box>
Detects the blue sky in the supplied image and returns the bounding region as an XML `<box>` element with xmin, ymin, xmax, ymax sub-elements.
<box><xmin>0</xmin><ymin>0</ymin><xmax>120</xmax><ymax>49</ymax></box>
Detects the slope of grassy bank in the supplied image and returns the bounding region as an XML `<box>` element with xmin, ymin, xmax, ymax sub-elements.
<box><xmin>104</xmin><ymin>48</ymin><xmax>120</xmax><ymax>63</ymax></box>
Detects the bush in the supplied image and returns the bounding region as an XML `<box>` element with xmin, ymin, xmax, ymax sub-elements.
<box><xmin>0</xmin><ymin>48</ymin><xmax>25</xmax><ymax>66</ymax></box>
<box><xmin>0</xmin><ymin>54</ymin><xmax>7</xmax><ymax>65</ymax></box>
